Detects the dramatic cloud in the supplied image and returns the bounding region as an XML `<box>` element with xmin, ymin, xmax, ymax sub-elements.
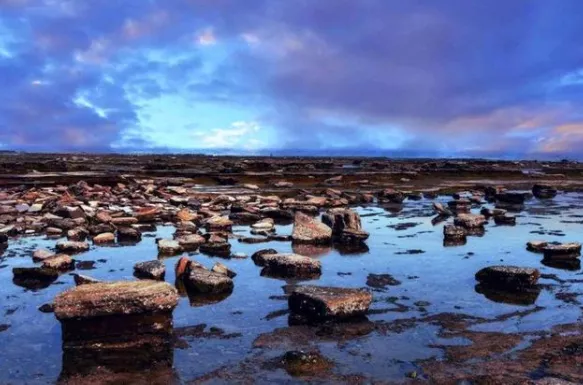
<box><xmin>1</xmin><ymin>0</ymin><xmax>582</xmax><ymax>157</ymax></box>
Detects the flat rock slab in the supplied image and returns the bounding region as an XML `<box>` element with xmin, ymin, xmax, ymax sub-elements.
<box><xmin>292</xmin><ymin>212</ymin><xmax>332</xmax><ymax>244</ymax></box>
<box><xmin>543</xmin><ymin>242</ymin><xmax>582</xmax><ymax>259</ymax></box>
<box><xmin>454</xmin><ymin>214</ymin><xmax>487</xmax><ymax>229</ymax></box>
<box><xmin>289</xmin><ymin>285</ymin><xmax>372</xmax><ymax>322</ymax></box>
<box><xmin>42</xmin><ymin>254</ymin><xmax>74</xmax><ymax>271</ymax></box>
<box><xmin>475</xmin><ymin>265</ymin><xmax>540</xmax><ymax>290</ymax></box>
<box><xmin>157</xmin><ymin>239</ymin><xmax>183</xmax><ymax>255</ymax></box>
<box><xmin>261</xmin><ymin>254</ymin><xmax>322</xmax><ymax>279</ymax></box>
<box><xmin>134</xmin><ymin>260</ymin><xmax>166</xmax><ymax>280</ymax></box>
<box><xmin>186</xmin><ymin>268</ymin><xmax>234</xmax><ymax>295</ymax></box>
<box><xmin>54</xmin><ymin>281</ymin><xmax>179</xmax><ymax>320</ymax></box>
<box><xmin>56</xmin><ymin>241</ymin><xmax>89</xmax><ymax>254</ymax></box>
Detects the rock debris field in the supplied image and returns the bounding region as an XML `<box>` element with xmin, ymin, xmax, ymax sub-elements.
<box><xmin>1</xmin><ymin>154</ymin><xmax>583</xmax><ymax>384</ymax></box>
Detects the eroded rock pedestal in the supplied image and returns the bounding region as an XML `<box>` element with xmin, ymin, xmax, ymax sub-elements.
<box><xmin>54</xmin><ymin>281</ymin><xmax>179</xmax><ymax>378</ymax></box>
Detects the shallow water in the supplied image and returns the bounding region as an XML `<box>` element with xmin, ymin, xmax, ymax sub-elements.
<box><xmin>1</xmin><ymin>193</ymin><xmax>583</xmax><ymax>383</ymax></box>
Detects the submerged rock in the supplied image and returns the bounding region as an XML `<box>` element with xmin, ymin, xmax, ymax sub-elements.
<box><xmin>291</xmin><ymin>212</ymin><xmax>332</xmax><ymax>245</ymax></box>
<box><xmin>366</xmin><ymin>274</ymin><xmax>401</xmax><ymax>288</ymax></box>
<box><xmin>281</xmin><ymin>350</ymin><xmax>333</xmax><ymax>377</ymax></box>
<box><xmin>134</xmin><ymin>260</ymin><xmax>166</xmax><ymax>280</ymax></box>
<box><xmin>475</xmin><ymin>266</ymin><xmax>540</xmax><ymax>290</ymax></box>
<box><xmin>532</xmin><ymin>184</ymin><xmax>558</xmax><ymax>199</ymax></box>
<box><xmin>261</xmin><ymin>253</ymin><xmax>322</xmax><ymax>279</ymax></box>
<box><xmin>288</xmin><ymin>285</ymin><xmax>372</xmax><ymax>323</ymax></box>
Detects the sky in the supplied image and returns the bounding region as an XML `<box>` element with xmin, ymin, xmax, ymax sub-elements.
<box><xmin>1</xmin><ymin>0</ymin><xmax>583</xmax><ymax>158</ymax></box>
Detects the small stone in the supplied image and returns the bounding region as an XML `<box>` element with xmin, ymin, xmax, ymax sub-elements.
<box><xmin>176</xmin><ymin>234</ymin><xmax>205</xmax><ymax>251</ymax></box>
<box><xmin>527</xmin><ymin>240</ymin><xmax>548</xmax><ymax>252</ymax></box>
<box><xmin>93</xmin><ymin>232</ymin><xmax>115</xmax><ymax>244</ymax></box>
<box><xmin>251</xmin><ymin>248</ymin><xmax>278</xmax><ymax>266</ymax></box>
<box><xmin>56</xmin><ymin>240</ymin><xmax>89</xmax><ymax>254</ymax></box>
<box><xmin>42</xmin><ymin>254</ymin><xmax>74</xmax><ymax>271</ymax></box>
<box><xmin>38</xmin><ymin>303</ymin><xmax>55</xmax><ymax>313</ymax></box>
<box><xmin>289</xmin><ymin>286</ymin><xmax>372</xmax><ymax>322</ymax></box>
<box><xmin>211</xmin><ymin>262</ymin><xmax>237</xmax><ymax>278</ymax></box>
<box><xmin>251</xmin><ymin>218</ymin><xmax>275</xmax><ymax>230</ymax></box>
<box><xmin>116</xmin><ymin>227</ymin><xmax>142</xmax><ymax>242</ymax></box>
<box><xmin>46</xmin><ymin>227</ymin><xmax>63</xmax><ymax>236</ymax></box>
<box><xmin>454</xmin><ymin>214</ymin><xmax>487</xmax><ymax>229</ymax></box>
<box><xmin>110</xmin><ymin>217</ymin><xmax>139</xmax><ymax>226</ymax></box>
<box><xmin>494</xmin><ymin>215</ymin><xmax>516</xmax><ymax>226</ymax></box>
<box><xmin>32</xmin><ymin>249</ymin><xmax>55</xmax><ymax>262</ymax></box>
<box><xmin>134</xmin><ymin>260</ymin><xmax>166</xmax><ymax>280</ymax></box>
<box><xmin>72</xmin><ymin>274</ymin><xmax>101</xmax><ymax>286</ymax></box>
<box><xmin>205</xmin><ymin>216</ymin><xmax>233</xmax><ymax>232</ymax></box>
<box><xmin>444</xmin><ymin>225</ymin><xmax>467</xmax><ymax>240</ymax></box>
<box><xmin>366</xmin><ymin>274</ymin><xmax>401</xmax><ymax>288</ymax></box>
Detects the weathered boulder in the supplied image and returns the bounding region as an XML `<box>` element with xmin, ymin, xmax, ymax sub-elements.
<box><xmin>454</xmin><ymin>214</ymin><xmax>487</xmax><ymax>229</ymax></box>
<box><xmin>251</xmin><ymin>218</ymin><xmax>275</xmax><ymax>231</ymax></box>
<box><xmin>56</xmin><ymin>240</ymin><xmax>89</xmax><ymax>254</ymax></box>
<box><xmin>321</xmin><ymin>208</ymin><xmax>369</xmax><ymax>244</ymax></box>
<box><xmin>289</xmin><ymin>286</ymin><xmax>372</xmax><ymax>322</ymax></box>
<box><xmin>117</xmin><ymin>227</ymin><xmax>142</xmax><ymax>242</ymax></box>
<box><xmin>199</xmin><ymin>235</ymin><xmax>231</xmax><ymax>257</ymax></box>
<box><xmin>185</xmin><ymin>268</ymin><xmax>234</xmax><ymax>295</ymax></box>
<box><xmin>291</xmin><ymin>212</ymin><xmax>332</xmax><ymax>245</ymax></box>
<box><xmin>54</xmin><ymin>281</ymin><xmax>179</xmax><ymax>320</ymax></box>
<box><xmin>211</xmin><ymin>262</ymin><xmax>237</xmax><ymax>278</ymax></box>
<box><xmin>261</xmin><ymin>253</ymin><xmax>322</xmax><ymax>279</ymax></box>
<box><xmin>157</xmin><ymin>239</ymin><xmax>183</xmax><ymax>256</ymax></box>
<box><xmin>475</xmin><ymin>266</ymin><xmax>540</xmax><ymax>290</ymax></box>
<box><xmin>532</xmin><ymin>184</ymin><xmax>557</xmax><ymax>199</ymax></box>
<box><xmin>251</xmin><ymin>248</ymin><xmax>278</xmax><ymax>266</ymax></box>
<box><xmin>134</xmin><ymin>260</ymin><xmax>166</xmax><ymax>280</ymax></box>
<box><xmin>67</xmin><ymin>227</ymin><xmax>89</xmax><ymax>241</ymax></box>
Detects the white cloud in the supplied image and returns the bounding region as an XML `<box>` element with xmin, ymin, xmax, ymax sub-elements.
<box><xmin>192</xmin><ymin>121</ymin><xmax>262</xmax><ymax>148</ymax></box>
<box><xmin>196</xmin><ymin>27</ymin><xmax>216</xmax><ymax>46</ymax></box>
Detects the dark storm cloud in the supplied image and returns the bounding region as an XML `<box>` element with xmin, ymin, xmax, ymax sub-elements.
<box><xmin>1</xmin><ymin>0</ymin><xmax>583</xmax><ymax>155</ymax></box>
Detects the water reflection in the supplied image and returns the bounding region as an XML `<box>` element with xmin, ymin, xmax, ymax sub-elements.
<box><xmin>475</xmin><ymin>284</ymin><xmax>541</xmax><ymax>306</ymax></box>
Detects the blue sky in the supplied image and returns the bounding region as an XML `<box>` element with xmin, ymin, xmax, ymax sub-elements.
<box><xmin>0</xmin><ymin>0</ymin><xmax>583</xmax><ymax>158</ymax></box>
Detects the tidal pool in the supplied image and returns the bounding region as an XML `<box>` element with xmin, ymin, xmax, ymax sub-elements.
<box><xmin>1</xmin><ymin>193</ymin><xmax>582</xmax><ymax>383</ymax></box>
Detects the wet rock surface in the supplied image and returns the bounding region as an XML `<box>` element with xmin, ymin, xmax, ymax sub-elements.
<box><xmin>291</xmin><ymin>212</ymin><xmax>332</xmax><ymax>245</ymax></box>
<box><xmin>261</xmin><ymin>253</ymin><xmax>322</xmax><ymax>279</ymax></box>
<box><xmin>133</xmin><ymin>260</ymin><xmax>166</xmax><ymax>280</ymax></box>
<box><xmin>475</xmin><ymin>265</ymin><xmax>540</xmax><ymax>290</ymax></box>
<box><xmin>288</xmin><ymin>286</ymin><xmax>372</xmax><ymax>323</ymax></box>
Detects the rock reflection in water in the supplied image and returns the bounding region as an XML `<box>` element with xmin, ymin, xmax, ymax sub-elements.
<box><xmin>292</xmin><ymin>243</ymin><xmax>332</xmax><ymax>257</ymax></box>
<box><xmin>443</xmin><ymin>238</ymin><xmax>467</xmax><ymax>247</ymax></box>
<box><xmin>541</xmin><ymin>258</ymin><xmax>582</xmax><ymax>271</ymax></box>
<box><xmin>334</xmin><ymin>242</ymin><xmax>370</xmax><ymax>255</ymax></box>
<box><xmin>475</xmin><ymin>284</ymin><xmax>541</xmax><ymax>306</ymax></box>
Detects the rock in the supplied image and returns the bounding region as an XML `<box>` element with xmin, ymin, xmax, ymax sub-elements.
<box><xmin>32</xmin><ymin>248</ymin><xmax>55</xmax><ymax>262</ymax></box>
<box><xmin>292</xmin><ymin>212</ymin><xmax>332</xmax><ymax>245</ymax></box>
<box><xmin>261</xmin><ymin>208</ymin><xmax>294</xmax><ymax>222</ymax></box>
<box><xmin>67</xmin><ymin>228</ymin><xmax>88</xmax><ymax>241</ymax></box>
<box><xmin>252</xmin><ymin>248</ymin><xmax>278</xmax><ymax>266</ymax></box>
<box><xmin>288</xmin><ymin>286</ymin><xmax>372</xmax><ymax>322</ymax></box>
<box><xmin>211</xmin><ymin>262</ymin><xmax>237</xmax><ymax>278</ymax></box>
<box><xmin>110</xmin><ymin>217</ymin><xmax>139</xmax><ymax>226</ymax></box>
<box><xmin>238</xmin><ymin>236</ymin><xmax>270</xmax><ymax>244</ymax></box>
<box><xmin>54</xmin><ymin>281</ymin><xmax>179</xmax><ymax>319</ymax></box>
<box><xmin>72</xmin><ymin>274</ymin><xmax>101</xmax><ymax>286</ymax></box>
<box><xmin>176</xmin><ymin>234</ymin><xmax>205</xmax><ymax>251</ymax></box>
<box><xmin>0</xmin><ymin>233</ymin><xmax>7</xmax><ymax>244</ymax></box>
<box><xmin>251</xmin><ymin>218</ymin><xmax>275</xmax><ymax>231</ymax></box>
<box><xmin>274</xmin><ymin>181</ymin><xmax>294</xmax><ymax>188</ymax></box>
<box><xmin>475</xmin><ymin>266</ymin><xmax>540</xmax><ymax>290</ymax></box>
<box><xmin>366</xmin><ymin>274</ymin><xmax>401</xmax><ymax>288</ymax></box>
<box><xmin>95</xmin><ymin>211</ymin><xmax>112</xmax><ymax>223</ymax></box>
<box><xmin>447</xmin><ymin>199</ymin><xmax>471</xmax><ymax>213</ymax></box>
<box><xmin>205</xmin><ymin>216</ymin><xmax>233</xmax><ymax>232</ymax></box>
<box><xmin>433</xmin><ymin>202</ymin><xmax>453</xmax><ymax>216</ymax></box>
<box><xmin>527</xmin><ymin>240</ymin><xmax>548</xmax><ymax>252</ymax></box>
<box><xmin>199</xmin><ymin>237</ymin><xmax>231</xmax><ymax>257</ymax></box>
<box><xmin>443</xmin><ymin>225</ymin><xmax>467</xmax><ymax>240</ymax></box>
<box><xmin>532</xmin><ymin>184</ymin><xmax>557</xmax><ymax>199</ymax></box>
<box><xmin>261</xmin><ymin>253</ymin><xmax>322</xmax><ymax>279</ymax></box>
<box><xmin>56</xmin><ymin>240</ymin><xmax>89</xmax><ymax>254</ymax></box>
<box><xmin>185</xmin><ymin>268</ymin><xmax>234</xmax><ymax>294</ymax></box>
<box><xmin>13</xmin><ymin>267</ymin><xmax>59</xmax><ymax>289</ymax></box>
<box><xmin>321</xmin><ymin>208</ymin><xmax>369</xmax><ymax>244</ymax></box>
<box><xmin>379</xmin><ymin>188</ymin><xmax>405</xmax><ymax>203</ymax></box>
<box><xmin>175</xmin><ymin>256</ymin><xmax>194</xmax><ymax>279</ymax></box>
<box><xmin>176</xmin><ymin>208</ymin><xmax>198</xmax><ymax>222</ymax></box>
<box><xmin>46</xmin><ymin>227</ymin><xmax>63</xmax><ymax>236</ymax></box>
<box><xmin>243</xmin><ymin>184</ymin><xmax>259</xmax><ymax>190</ymax></box>
<box><xmin>93</xmin><ymin>232</ymin><xmax>115</xmax><ymax>244</ymax></box>
<box><xmin>495</xmin><ymin>191</ymin><xmax>531</xmax><ymax>204</ymax></box>
<box><xmin>38</xmin><ymin>303</ymin><xmax>55</xmax><ymax>313</ymax></box>
<box><xmin>281</xmin><ymin>350</ymin><xmax>332</xmax><ymax>376</ymax></box>
<box><xmin>42</xmin><ymin>254</ymin><xmax>74</xmax><ymax>271</ymax></box>
<box><xmin>117</xmin><ymin>227</ymin><xmax>142</xmax><ymax>242</ymax></box>
<box><xmin>454</xmin><ymin>214</ymin><xmax>487</xmax><ymax>229</ymax></box>
<box><xmin>542</xmin><ymin>242</ymin><xmax>581</xmax><ymax>260</ymax></box>
<box><xmin>494</xmin><ymin>215</ymin><xmax>516</xmax><ymax>226</ymax></box>
<box><xmin>157</xmin><ymin>239</ymin><xmax>183</xmax><ymax>256</ymax></box>
<box><xmin>134</xmin><ymin>260</ymin><xmax>166</xmax><ymax>280</ymax></box>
